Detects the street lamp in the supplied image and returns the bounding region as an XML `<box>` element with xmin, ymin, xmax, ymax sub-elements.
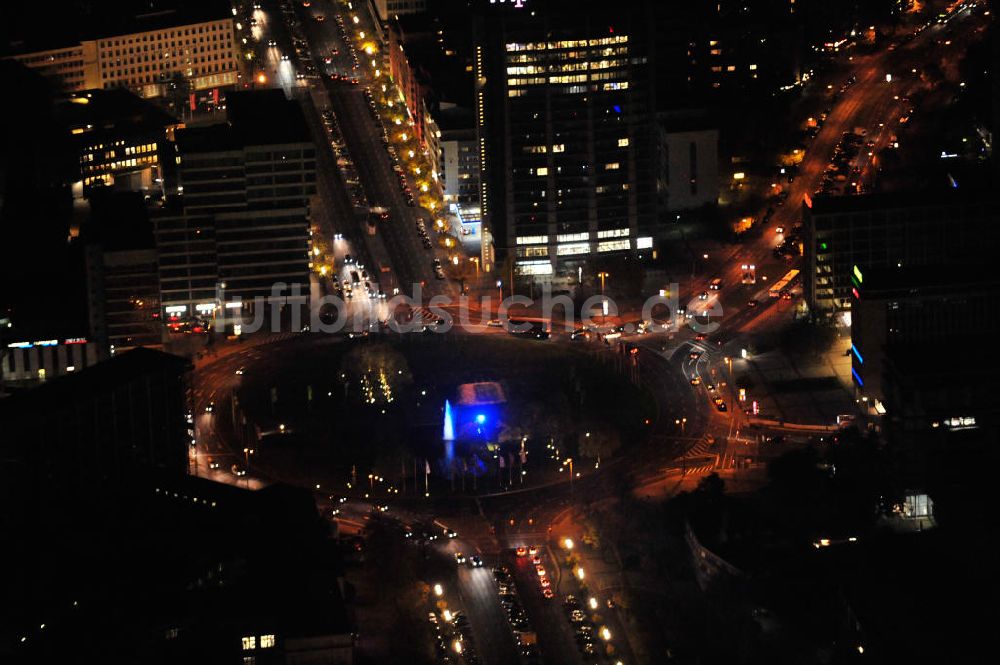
<box><xmin>597</xmin><ymin>271</ymin><xmax>609</xmax><ymax>295</ymax></box>
<box><xmin>563</xmin><ymin>458</ymin><xmax>574</xmax><ymax>492</ymax></box>
<box><xmin>433</xmin><ymin>583</ymin><xmax>443</xmax><ymax>597</ymax></box>
<box><xmin>563</xmin><ymin>537</ymin><xmax>574</xmax><ymax>550</ymax></box>
<box><xmin>497</xmin><ymin>280</ymin><xmax>503</xmax><ymax>305</ymax></box>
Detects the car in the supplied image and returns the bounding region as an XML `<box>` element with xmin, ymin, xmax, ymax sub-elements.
<box><xmin>690</xmin><ymin>376</ymin><xmax>701</xmax><ymax>386</ymax></box>
<box><xmin>699</xmin><ymin>291</ymin><xmax>709</xmax><ymax>300</ymax></box>
<box><xmin>570</xmin><ymin>327</ymin><xmax>590</xmax><ymax>340</ymax></box>
<box><xmin>528</xmin><ymin>545</ymin><xmax>538</xmax><ymax>556</ymax></box>
<box><xmin>515</xmin><ymin>546</ymin><xmax>527</xmax><ymax>557</ymax></box>
<box><xmin>531</xmin><ymin>555</ymin><xmax>542</xmax><ymax>565</ymax></box>
<box><xmin>428</xmin><ymin>611</ymin><xmax>438</xmax><ymax>624</ymax></box>
<box><xmin>205</xmin><ymin>401</ymin><xmax>215</xmax><ymax>413</ymax></box>
<box><xmin>570</xmin><ymin>609</ymin><xmax>586</xmax><ymax>623</ymax></box>
<box><xmin>486</xmin><ymin>318</ymin><xmax>503</xmax><ymax>328</ymax></box>
<box><xmin>694</xmin><ymin>333</ymin><xmax>707</xmax><ymax>341</ymax></box>
<box><xmin>235</xmin><ymin>367</ymin><xmax>243</xmax><ymax>375</ymax></box>
<box><xmin>542</xmin><ymin>587</ymin><xmax>555</xmax><ymax>599</ymax></box>
<box><xmin>445</xmin><ymin>528</ymin><xmax>457</xmax><ymax>538</ymax></box>
<box><xmin>281</xmin><ymin>54</ymin><xmax>290</xmax><ymax>61</ymax></box>
<box><xmin>535</xmin><ymin>565</ymin><xmax>546</xmax><ymax>577</ymax></box>
<box><xmin>231</xmin><ymin>464</ymin><xmax>247</xmax><ymax>477</ymax></box>
<box><xmin>539</xmin><ymin>577</ymin><xmax>551</xmax><ymax>588</ymax></box>
<box><xmin>267</xmin><ymin>39</ymin><xmax>277</xmax><ymax>47</ymax></box>
<box><xmin>469</xmin><ymin>555</ymin><xmax>484</xmax><ymax>568</ymax></box>
<box><xmin>455</xmin><ymin>552</ymin><xmax>467</xmax><ymax>564</ymax></box>
<box><xmin>689</xmin><ymin>351</ymin><xmax>702</xmax><ymax>360</ymax></box>
<box><xmin>747</xmin><ymin>299</ymin><xmax>758</xmax><ymax>308</ymax></box>
<box><xmin>706</xmin><ymin>383</ymin><xmax>716</xmax><ymax>392</ymax></box>
<box><xmin>208</xmin><ymin>460</ymin><xmax>221</xmax><ymax>470</ymax></box>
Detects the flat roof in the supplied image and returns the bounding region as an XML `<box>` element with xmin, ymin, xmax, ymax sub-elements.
<box><xmin>2</xmin><ymin>0</ymin><xmax>232</xmax><ymax>56</ymax></box>
<box><xmin>456</xmin><ymin>381</ymin><xmax>507</xmax><ymax>406</ymax></box>
<box><xmin>808</xmin><ymin>188</ymin><xmax>994</xmax><ymax>215</ymax></box>
<box><xmin>175</xmin><ymin>90</ymin><xmax>311</xmax><ymax>153</ymax></box>
<box><xmin>0</xmin><ymin>347</ymin><xmax>190</xmax><ymax>416</ymax></box>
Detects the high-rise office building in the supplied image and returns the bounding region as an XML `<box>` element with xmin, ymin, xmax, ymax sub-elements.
<box><xmin>474</xmin><ymin>0</ymin><xmax>657</xmax><ymax>277</ymax></box>
<box><xmin>850</xmin><ymin>264</ymin><xmax>1000</xmax><ymax>419</ymax></box>
<box><xmin>153</xmin><ymin>91</ymin><xmax>316</xmax><ymax>325</ymax></box>
<box><xmin>803</xmin><ymin>190</ymin><xmax>999</xmax><ymax>316</ymax></box>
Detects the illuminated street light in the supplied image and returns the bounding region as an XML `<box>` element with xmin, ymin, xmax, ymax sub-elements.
<box><xmin>600</xmin><ymin>626</ymin><xmax>612</xmax><ymax>641</ymax></box>
<box><xmin>589</xmin><ymin>597</ymin><xmax>599</xmax><ymax>610</ymax></box>
<box><xmin>442</xmin><ymin>609</ymin><xmax>453</xmax><ymax>622</ymax></box>
<box><xmin>575</xmin><ymin>566</ymin><xmax>585</xmax><ymax>580</ymax></box>
<box><xmin>453</xmin><ymin>640</ymin><xmax>463</xmax><ymax>654</ymax></box>
<box><xmin>563</xmin><ymin>537</ymin><xmax>574</xmax><ymax>550</ymax></box>
<box><xmin>433</xmin><ymin>583</ymin><xmax>443</xmax><ymax>597</ymax></box>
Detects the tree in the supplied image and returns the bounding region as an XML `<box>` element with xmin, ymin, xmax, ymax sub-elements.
<box><xmin>578</xmin><ymin>425</ymin><xmax>622</xmax><ymax>461</ymax></box>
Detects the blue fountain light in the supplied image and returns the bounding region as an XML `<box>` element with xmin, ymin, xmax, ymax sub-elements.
<box><xmin>475</xmin><ymin>413</ymin><xmax>487</xmax><ymax>425</ymax></box>
<box><xmin>443</xmin><ymin>400</ymin><xmax>455</xmax><ymax>441</ymax></box>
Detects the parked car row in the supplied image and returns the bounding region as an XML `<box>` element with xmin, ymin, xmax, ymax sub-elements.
<box><xmin>494</xmin><ymin>565</ymin><xmax>541</xmax><ymax>663</ymax></box>
<box><xmin>561</xmin><ymin>595</ymin><xmax>602</xmax><ymax>661</ymax></box>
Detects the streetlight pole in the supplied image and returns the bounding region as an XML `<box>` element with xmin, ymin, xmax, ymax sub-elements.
<box><xmin>597</xmin><ymin>272</ymin><xmax>609</xmax><ymax>324</ymax></box>
<box><xmin>497</xmin><ymin>280</ymin><xmax>503</xmax><ymax>311</ymax></box>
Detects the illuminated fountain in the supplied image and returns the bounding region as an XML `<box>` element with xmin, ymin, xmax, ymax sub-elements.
<box><xmin>443</xmin><ymin>399</ymin><xmax>455</xmax><ymax>463</ymax></box>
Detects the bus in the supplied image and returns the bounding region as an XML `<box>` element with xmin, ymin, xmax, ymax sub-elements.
<box><xmin>768</xmin><ymin>269</ymin><xmax>800</xmax><ymax>298</ymax></box>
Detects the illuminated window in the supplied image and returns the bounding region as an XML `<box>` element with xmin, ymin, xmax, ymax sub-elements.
<box><xmin>557</xmin><ymin>242</ymin><xmax>590</xmax><ymax>256</ymax></box>
<box><xmin>551</xmin><ymin>144</ymin><xmax>564</xmax><ymax>153</ymax></box>
<box><xmin>516</xmin><ymin>235</ymin><xmax>548</xmax><ymax>245</ymax></box>
<box><xmin>604</xmin><ymin>162</ymin><xmax>620</xmax><ymax>171</ymax></box>
<box><xmin>749</xmin><ymin>63</ymin><xmax>757</xmax><ymax>70</ymax></box>
<box><xmin>597</xmin><ymin>228</ymin><xmax>629</xmax><ymax>238</ymax></box>
<box><xmin>598</xmin><ymin>239</ymin><xmax>630</xmax><ymax>252</ymax></box>
<box><xmin>260</xmin><ymin>635</ymin><xmax>275</xmax><ymax>649</ymax></box>
<box><xmin>242</xmin><ymin>636</ymin><xmax>256</xmax><ymax>650</ymax></box>
<box><xmin>617</xmin><ymin>138</ymin><xmax>629</xmax><ymax>147</ymax></box>
<box><xmin>536</xmin><ymin>167</ymin><xmax>548</xmax><ymax>176</ymax></box>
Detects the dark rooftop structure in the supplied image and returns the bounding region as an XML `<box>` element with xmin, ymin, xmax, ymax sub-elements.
<box><xmin>175</xmin><ymin>90</ymin><xmax>311</xmax><ymax>152</ymax></box>
<box><xmin>56</xmin><ymin>88</ymin><xmax>178</xmax><ymax>138</ymax></box>
<box><xmin>1</xmin><ymin>0</ymin><xmax>233</xmax><ymax>56</ymax></box>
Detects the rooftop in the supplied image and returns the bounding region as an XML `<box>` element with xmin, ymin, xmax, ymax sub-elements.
<box><xmin>807</xmin><ymin>188</ymin><xmax>995</xmax><ymax>215</ymax></box>
<box><xmin>1</xmin><ymin>0</ymin><xmax>233</xmax><ymax>56</ymax></box>
<box><xmin>175</xmin><ymin>90</ymin><xmax>311</xmax><ymax>154</ymax></box>
<box><xmin>0</xmin><ymin>347</ymin><xmax>190</xmax><ymax>415</ymax></box>
<box><xmin>56</xmin><ymin>88</ymin><xmax>179</xmax><ymax>140</ymax></box>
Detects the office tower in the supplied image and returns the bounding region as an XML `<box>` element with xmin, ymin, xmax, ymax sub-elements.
<box><xmin>153</xmin><ymin>90</ymin><xmax>316</xmax><ymax>326</ymax></box>
<box><xmin>474</xmin><ymin>0</ymin><xmax>657</xmax><ymax>277</ymax></box>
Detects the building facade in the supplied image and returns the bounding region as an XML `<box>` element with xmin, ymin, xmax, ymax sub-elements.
<box><xmin>657</xmin><ymin>111</ymin><xmax>719</xmax><ymax>211</ymax></box>
<box><xmin>58</xmin><ymin>88</ymin><xmax>180</xmax><ymax>193</ymax></box>
<box><xmin>374</xmin><ymin>0</ymin><xmax>428</xmax><ymax>21</ymax></box>
<box><xmin>474</xmin><ymin>0</ymin><xmax>657</xmax><ymax>277</ymax></box>
<box><xmin>153</xmin><ymin>91</ymin><xmax>317</xmax><ymax>325</ymax></box>
<box><xmin>803</xmin><ymin>191</ymin><xmax>1000</xmax><ymax>316</ymax></box>
<box><xmin>4</xmin><ymin>3</ymin><xmax>238</xmax><ymax>97</ymax></box>
<box><xmin>440</xmin><ymin>124</ymin><xmax>481</xmax><ymax>224</ymax></box>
